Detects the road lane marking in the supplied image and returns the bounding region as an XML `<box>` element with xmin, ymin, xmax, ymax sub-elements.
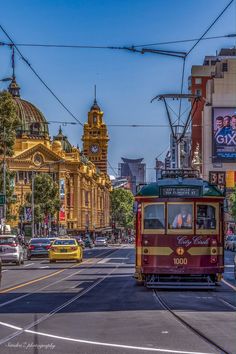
<box><xmin>2</xmin><ymin>270</ymin><xmax>8</xmax><ymax>273</ymax></box>
<box><xmin>24</xmin><ymin>329</ymin><xmax>213</xmax><ymax>354</ymax></box>
<box><xmin>0</xmin><ymin>248</ymin><xmax>132</xmax><ymax>346</ymax></box>
<box><xmin>23</xmin><ymin>263</ymin><xmax>34</xmax><ymax>267</ymax></box>
<box><xmin>0</xmin><ymin>248</ymin><xmax>121</xmax><ymax>298</ymax></box>
<box><xmin>218</xmin><ymin>298</ymin><xmax>236</xmax><ymax>310</ymax></box>
<box><xmin>222</xmin><ymin>279</ymin><xmax>236</xmax><ymax>291</ymax></box>
<box><xmin>98</xmin><ymin>257</ymin><xmax>129</xmax><ymax>264</ymax></box>
<box><xmin>39</xmin><ymin>266</ymin><xmax>49</xmax><ymax>269</ymax></box>
<box><xmin>0</xmin><ymin>266</ymin><xmax>76</xmax><ymax>294</ymax></box>
<box><xmin>0</xmin><ymin>318</ymin><xmax>213</xmax><ymax>354</ymax></box>
<box><xmin>0</xmin><ymin>322</ymin><xmax>22</xmax><ymax>331</ymax></box>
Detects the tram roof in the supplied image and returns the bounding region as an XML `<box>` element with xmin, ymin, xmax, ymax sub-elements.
<box><xmin>136</xmin><ymin>178</ymin><xmax>223</xmax><ymax>197</ymax></box>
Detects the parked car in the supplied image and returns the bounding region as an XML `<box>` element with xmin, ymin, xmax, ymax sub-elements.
<box><xmin>49</xmin><ymin>238</ymin><xmax>83</xmax><ymax>263</ymax></box>
<box><xmin>227</xmin><ymin>235</ymin><xmax>236</xmax><ymax>251</ymax></box>
<box><xmin>27</xmin><ymin>238</ymin><xmax>51</xmax><ymax>260</ymax></box>
<box><xmin>0</xmin><ymin>235</ymin><xmax>24</xmax><ymax>265</ymax></box>
<box><xmin>83</xmin><ymin>236</ymin><xmax>94</xmax><ymax>248</ymax></box>
<box><xmin>94</xmin><ymin>237</ymin><xmax>108</xmax><ymax>247</ymax></box>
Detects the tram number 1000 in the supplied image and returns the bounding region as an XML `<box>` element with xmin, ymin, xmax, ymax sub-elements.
<box><xmin>173</xmin><ymin>258</ymin><xmax>188</xmax><ymax>265</ymax></box>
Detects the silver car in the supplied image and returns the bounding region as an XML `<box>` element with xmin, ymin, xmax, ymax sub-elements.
<box><xmin>94</xmin><ymin>237</ymin><xmax>108</xmax><ymax>247</ymax></box>
<box><xmin>0</xmin><ymin>235</ymin><xmax>24</xmax><ymax>265</ymax></box>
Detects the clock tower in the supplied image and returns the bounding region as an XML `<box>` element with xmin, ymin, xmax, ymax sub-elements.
<box><xmin>82</xmin><ymin>95</ymin><xmax>109</xmax><ymax>174</ymax></box>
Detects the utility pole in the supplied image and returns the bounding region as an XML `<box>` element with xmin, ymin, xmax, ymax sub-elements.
<box><xmin>2</xmin><ymin>126</ymin><xmax>7</xmax><ymax>232</ymax></box>
<box><xmin>31</xmin><ymin>171</ymin><xmax>35</xmax><ymax>238</ymax></box>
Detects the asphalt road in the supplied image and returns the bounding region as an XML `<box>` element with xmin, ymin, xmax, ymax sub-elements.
<box><xmin>0</xmin><ymin>246</ymin><xmax>235</xmax><ymax>354</ymax></box>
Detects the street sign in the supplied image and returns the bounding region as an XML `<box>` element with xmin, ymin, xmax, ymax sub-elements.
<box><xmin>0</xmin><ymin>194</ymin><xmax>6</xmax><ymax>205</ymax></box>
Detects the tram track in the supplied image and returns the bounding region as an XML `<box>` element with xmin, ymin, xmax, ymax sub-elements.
<box><xmin>0</xmin><ymin>247</ymin><xmax>118</xmax><ymax>296</ymax></box>
<box><xmin>0</xmin><ymin>247</ymin><xmax>132</xmax><ymax>346</ymax></box>
<box><xmin>153</xmin><ymin>290</ymin><xmax>230</xmax><ymax>354</ymax></box>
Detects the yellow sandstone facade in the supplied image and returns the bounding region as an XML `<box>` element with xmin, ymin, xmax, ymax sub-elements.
<box><xmin>5</xmin><ymin>79</ymin><xmax>111</xmax><ymax>235</ymax></box>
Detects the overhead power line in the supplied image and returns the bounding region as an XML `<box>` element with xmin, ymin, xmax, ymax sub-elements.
<box><xmin>186</xmin><ymin>0</ymin><xmax>234</xmax><ymax>56</ymax></box>
<box><xmin>0</xmin><ymin>24</ymin><xmax>84</xmax><ymax>127</ymax></box>
<box><xmin>0</xmin><ymin>34</ymin><xmax>235</xmax><ymax>49</ymax></box>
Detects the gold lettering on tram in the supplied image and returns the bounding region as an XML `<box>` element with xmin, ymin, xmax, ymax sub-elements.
<box><xmin>173</xmin><ymin>258</ymin><xmax>188</xmax><ymax>265</ymax></box>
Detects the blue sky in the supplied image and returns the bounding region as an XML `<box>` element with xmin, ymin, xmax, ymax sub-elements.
<box><xmin>1</xmin><ymin>0</ymin><xmax>235</xmax><ymax>180</ymax></box>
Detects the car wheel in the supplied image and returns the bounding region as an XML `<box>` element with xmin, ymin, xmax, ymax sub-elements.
<box><xmin>21</xmin><ymin>257</ymin><xmax>24</xmax><ymax>265</ymax></box>
<box><xmin>16</xmin><ymin>258</ymin><xmax>21</xmax><ymax>266</ymax></box>
<box><xmin>49</xmin><ymin>260</ymin><xmax>56</xmax><ymax>263</ymax></box>
<box><xmin>27</xmin><ymin>256</ymin><xmax>31</xmax><ymax>261</ymax></box>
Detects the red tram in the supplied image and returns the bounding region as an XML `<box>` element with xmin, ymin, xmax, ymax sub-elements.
<box><xmin>134</xmin><ymin>170</ymin><xmax>224</xmax><ymax>288</ymax></box>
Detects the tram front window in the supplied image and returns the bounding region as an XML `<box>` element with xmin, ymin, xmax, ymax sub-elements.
<box><xmin>168</xmin><ymin>203</ymin><xmax>193</xmax><ymax>230</ymax></box>
<box><xmin>144</xmin><ymin>204</ymin><xmax>164</xmax><ymax>230</ymax></box>
<box><xmin>196</xmin><ymin>204</ymin><xmax>216</xmax><ymax>230</ymax></box>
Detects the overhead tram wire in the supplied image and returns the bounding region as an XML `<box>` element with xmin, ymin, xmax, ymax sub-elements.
<box><xmin>0</xmin><ymin>34</ymin><xmax>235</xmax><ymax>49</ymax></box>
<box><xmin>176</xmin><ymin>0</ymin><xmax>235</xmax><ymax>143</ymax></box>
<box><xmin>108</xmin><ymin>160</ymin><xmax>118</xmax><ymax>177</ymax></box>
<box><xmin>186</xmin><ymin>0</ymin><xmax>235</xmax><ymax>57</ymax></box>
<box><xmin>0</xmin><ymin>24</ymin><xmax>84</xmax><ymax>127</ymax></box>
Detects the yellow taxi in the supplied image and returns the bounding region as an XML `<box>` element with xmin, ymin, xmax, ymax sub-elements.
<box><xmin>49</xmin><ymin>238</ymin><xmax>83</xmax><ymax>263</ymax></box>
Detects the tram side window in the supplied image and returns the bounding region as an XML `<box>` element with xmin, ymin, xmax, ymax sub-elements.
<box><xmin>196</xmin><ymin>205</ymin><xmax>216</xmax><ymax>230</ymax></box>
<box><xmin>168</xmin><ymin>204</ymin><xmax>193</xmax><ymax>229</ymax></box>
<box><xmin>144</xmin><ymin>204</ymin><xmax>164</xmax><ymax>230</ymax></box>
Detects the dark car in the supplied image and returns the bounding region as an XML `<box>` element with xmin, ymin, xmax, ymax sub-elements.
<box><xmin>27</xmin><ymin>238</ymin><xmax>51</xmax><ymax>260</ymax></box>
<box><xmin>83</xmin><ymin>236</ymin><xmax>94</xmax><ymax>248</ymax></box>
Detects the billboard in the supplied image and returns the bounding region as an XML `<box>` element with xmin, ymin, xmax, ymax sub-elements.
<box><xmin>212</xmin><ymin>107</ymin><xmax>236</xmax><ymax>162</ymax></box>
<box><xmin>59</xmin><ymin>179</ymin><xmax>65</xmax><ymax>221</ymax></box>
<box><xmin>24</xmin><ymin>207</ymin><xmax>32</xmax><ymax>222</ymax></box>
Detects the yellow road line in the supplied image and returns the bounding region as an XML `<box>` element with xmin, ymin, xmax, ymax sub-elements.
<box><xmin>0</xmin><ymin>248</ymin><xmax>116</xmax><ymax>294</ymax></box>
<box><xmin>0</xmin><ymin>263</ymin><xmax>78</xmax><ymax>294</ymax></box>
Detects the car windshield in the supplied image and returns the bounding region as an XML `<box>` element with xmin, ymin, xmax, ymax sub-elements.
<box><xmin>30</xmin><ymin>239</ymin><xmax>51</xmax><ymax>244</ymax></box>
<box><xmin>0</xmin><ymin>237</ymin><xmax>17</xmax><ymax>245</ymax></box>
<box><xmin>53</xmin><ymin>239</ymin><xmax>76</xmax><ymax>245</ymax></box>
<box><xmin>96</xmin><ymin>238</ymin><xmax>105</xmax><ymax>241</ymax></box>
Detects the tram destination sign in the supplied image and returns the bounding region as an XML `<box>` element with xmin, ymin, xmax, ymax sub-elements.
<box><xmin>160</xmin><ymin>186</ymin><xmax>201</xmax><ymax>198</ymax></box>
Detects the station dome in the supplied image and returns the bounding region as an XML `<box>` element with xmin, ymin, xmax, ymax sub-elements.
<box><xmin>8</xmin><ymin>78</ymin><xmax>49</xmax><ymax>138</ymax></box>
<box><xmin>53</xmin><ymin>126</ymin><xmax>72</xmax><ymax>153</ymax></box>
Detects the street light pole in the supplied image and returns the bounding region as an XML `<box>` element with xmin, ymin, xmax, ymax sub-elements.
<box><xmin>2</xmin><ymin>127</ymin><xmax>7</xmax><ymax>231</ymax></box>
<box><xmin>31</xmin><ymin>171</ymin><xmax>35</xmax><ymax>238</ymax></box>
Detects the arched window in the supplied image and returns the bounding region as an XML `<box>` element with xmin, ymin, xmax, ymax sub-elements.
<box><xmin>30</xmin><ymin>122</ymin><xmax>40</xmax><ymax>135</ymax></box>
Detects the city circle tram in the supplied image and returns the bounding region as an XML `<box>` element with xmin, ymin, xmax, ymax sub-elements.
<box><xmin>134</xmin><ymin>169</ymin><xmax>224</xmax><ymax>289</ymax></box>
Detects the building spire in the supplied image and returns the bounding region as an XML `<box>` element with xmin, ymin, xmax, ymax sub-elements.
<box><xmin>8</xmin><ymin>46</ymin><xmax>20</xmax><ymax>97</ymax></box>
<box><xmin>90</xmin><ymin>84</ymin><xmax>100</xmax><ymax>111</ymax></box>
<box><xmin>94</xmin><ymin>84</ymin><xmax>97</xmax><ymax>104</ymax></box>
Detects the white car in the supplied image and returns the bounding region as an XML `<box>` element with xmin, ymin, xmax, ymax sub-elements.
<box><xmin>0</xmin><ymin>235</ymin><xmax>24</xmax><ymax>265</ymax></box>
<box><xmin>94</xmin><ymin>237</ymin><xmax>108</xmax><ymax>247</ymax></box>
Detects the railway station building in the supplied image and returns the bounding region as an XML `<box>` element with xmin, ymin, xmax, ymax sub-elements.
<box><xmin>2</xmin><ymin>77</ymin><xmax>111</xmax><ymax>236</ymax></box>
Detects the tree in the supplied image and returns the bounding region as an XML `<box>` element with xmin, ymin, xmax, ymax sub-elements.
<box><xmin>0</xmin><ymin>169</ymin><xmax>16</xmax><ymax>221</ymax></box>
<box><xmin>0</xmin><ymin>90</ymin><xmax>19</xmax><ymax>222</ymax></box>
<box><xmin>24</xmin><ymin>174</ymin><xmax>60</xmax><ymax>231</ymax></box>
<box><xmin>229</xmin><ymin>188</ymin><xmax>236</xmax><ymax>221</ymax></box>
<box><xmin>110</xmin><ymin>188</ymin><xmax>134</xmax><ymax>229</ymax></box>
<box><xmin>0</xmin><ymin>91</ymin><xmax>19</xmax><ymax>156</ymax></box>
